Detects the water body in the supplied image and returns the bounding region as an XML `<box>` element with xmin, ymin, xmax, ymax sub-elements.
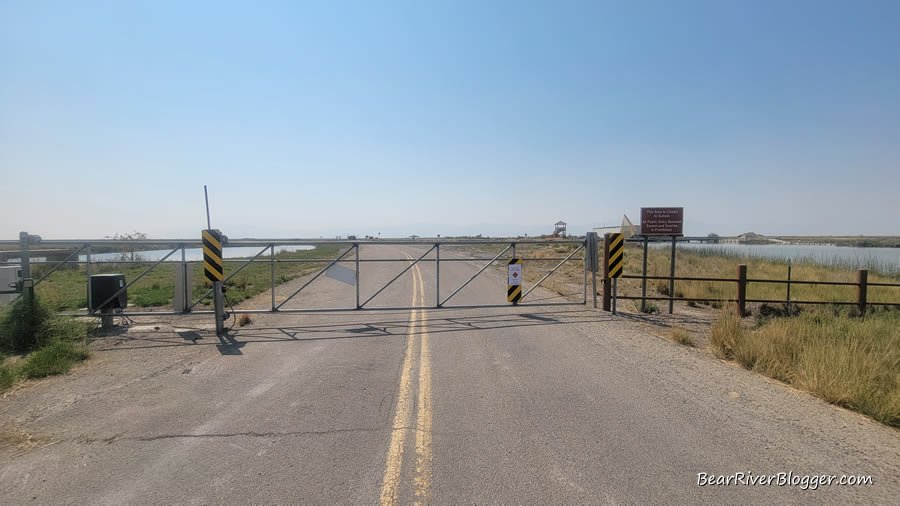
<box><xmin>658</xmin><ymin>243</ymin><xmax>900</xmax><ymax>274</ymax></box>
<box><xmin>76</xmin><ymin>245</ymin><xmax>315</xmax><ymax>263</ymax></box>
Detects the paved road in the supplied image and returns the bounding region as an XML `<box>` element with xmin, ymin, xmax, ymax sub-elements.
<box><xmin>1</xmin><ymin>244</ymin><xmax>898</xmax><ymax>504</ymax></box>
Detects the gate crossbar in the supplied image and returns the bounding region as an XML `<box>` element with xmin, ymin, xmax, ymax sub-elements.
<box><xmin>189</xmin><ymin>245</ymin><xmax>271</xmax><ymax>310</ymax></box>
<box><xmin>521</xmin><ymin>244</ymin><xmax>584</xmax><ymax>301</ymax></box>
<box><xmin>11</xmin><ymin>244</ymin><xmax>88</xmax><ymax>303</ymax></box>
<box><xmin>90</xmin><ymin>247</ymin><xmax>179</xmax><ymax>315</ymax></box>
<box><xmin>275</xmin><ymin>246</ymin><xmax>355</xmax><ymax>310</ymax></box>
<box><xmin>360</xmin><ymin>245</ymin><xmax>436</xmax><ymax>308</ymax></box>
<box><xmin>6</xmin><ymin>236</ymin><xmax>592</xmax><ymax>316</ymax></box>
<box><xmin>440</xmin><ymin>244</ymin><xmax>512</xmax><ymax>307</ymax></box>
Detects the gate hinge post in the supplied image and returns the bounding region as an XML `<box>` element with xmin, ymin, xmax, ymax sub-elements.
<box><xmin>355</xmin><ymin>243</ymin><xmax>361</xmax><ymax>309</ymax></box>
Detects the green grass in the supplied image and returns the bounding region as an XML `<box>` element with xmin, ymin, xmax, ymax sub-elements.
<box><xmin>0</xmin><ymin>296</ymin><xmax>51</xmax><ymax>352</ymax></box>
<box><xmin>40</xmin><ymin>313</ymin><xmax>98</xmax><ymax>343</ymax></box>
<box><xmin>0</xmin><ymin>363</ymin><xmax>16</xmax><ymax>389</ymax></box>
<box><xmin>0</xmin><ymin>298</ymin><xmax>96</xmax><ymax>391</ymax></box>
<box><xmin>33</xmin><ymin>245</ymin><xmax>343</xmax><ymax>311</ymax></box>
<box><xmin>710</xmin><ymin>308</ymin><xmax>900</xmax><ymax>427</ymax></box>
<box><xmin>19</xmin><ymin>340</ymin><xmax>90</xmax><ymax>378</ymax></box>
<box><xmin>641</xmin><ymin>301</ymin><xmax>659</xmax><ymax>314</ymax></box>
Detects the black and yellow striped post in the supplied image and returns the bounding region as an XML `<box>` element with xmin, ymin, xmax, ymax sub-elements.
<box><xmin>608</xmin><ymin>233</ymin><xmax>624</xmax><ymax>314</ymax></box>
<box><xmin>608</xmin><ymin>233</ymin><xmax>624</xmax><ymax>279</ymax></box>
<box><xmin>202</xmin><ymin>229</ymin><xmax>226</xmax><ymax>335</ymax></box>
<box><xmin>508</xmin><ymin>258</ymin><xmax>523</xmax><ymax>304</ymax></box>
<box><xmin>603</xmin><ymin>233</ymin><xmax>625</xmax><ymax>313</ymax></box>
<box><xmin>202</xmin><ymin>229</ymin><xmax>224</xmax><ymax>283</ymax></box>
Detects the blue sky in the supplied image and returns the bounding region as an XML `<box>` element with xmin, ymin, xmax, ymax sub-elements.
<box><xmin>2</xmin><ymin>0</ymin><xmax>898</xmax><ymax>239</ymax></box>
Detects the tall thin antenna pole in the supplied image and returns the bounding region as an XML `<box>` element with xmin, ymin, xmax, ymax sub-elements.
<box><xmin>204</xmin><ymin>185</ymin><xmax>211</xmax><ymax>229</ymax></box>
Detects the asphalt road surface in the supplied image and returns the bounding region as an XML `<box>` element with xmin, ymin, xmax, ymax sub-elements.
<box><xmin>1</xmin><ymin>245</ymin><xmax>898</xmax><ymax>504</ymax></box>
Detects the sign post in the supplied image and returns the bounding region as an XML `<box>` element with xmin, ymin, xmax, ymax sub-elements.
<box><xmin>641</xmin><ymin>236</ymin><xmax>649</xmax><ymax>312</ymax></box>
<box><xmin>669</xmin><ymin>235</ymin><xmax>676</xmax><ymax>313</ymax></box>
<box><xmin>202</xmin><ymin>229</ymin><xmax>226</xmax><ymax>335</ymax></box>
<box><xmin>640</xmin><ymin>208</ymin><xmax>684</xmax><ymax>314</ymax></box>
<box><xmin>508</xmin><ymin>258</ymin><xmax>523</xmax><ymax>304</ymax></box>
<box><xmin>18</xmin><ymin>232</ymin><xmax>33</xmax><ymax>303</ymax></box>
<box><xmin>585</xmin><ymin>232</ymin><xmax>599</xmax><ymax>308</ymax></box>
<box><xmin>602</xmin><ymin>235</ymin><xmax>611</xmax><ymax>311</ymax></box>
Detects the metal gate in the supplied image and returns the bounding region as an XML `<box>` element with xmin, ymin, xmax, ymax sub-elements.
<box><xmin>1</xmin><ymin>233</ymin><xmax>601</xmax><ymax>318</ymax></box>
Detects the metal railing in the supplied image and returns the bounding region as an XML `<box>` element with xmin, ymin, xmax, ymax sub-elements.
<box><xmin>613</xmin><ymin>266</ymin><xmax>900</xmax><ymax>316</ymax></box>
<box><xmin>588</xmin><ymin>233</ymin><xmax>900</xmax><ymax>315</ymax></box>
<box><xmin>7</xmin><ymin>232</ymin><xmax>895</xmax><ymax>318</ymax></box>
<box><xmin>0</xmin><ymin>234</ymin><xmax>591</xmax><ymax>317</ymax></box>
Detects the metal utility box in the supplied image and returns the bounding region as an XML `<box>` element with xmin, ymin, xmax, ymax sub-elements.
<box><xmin>0</xmin><ymin>265</ymin><xmax>22</xmax><ymax>306</ymax></box>
<box><xmin>173</xmin><ymin>263</ymin><xmax>193</xmax><ymax>312</ymax></box>
<box><xmin>90</xmin><ymin>274</ymin><xmax>127</xmax><ymax>312</ymax></box>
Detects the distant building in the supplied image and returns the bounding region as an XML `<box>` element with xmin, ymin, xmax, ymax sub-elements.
<box><xmin>736</xmin><ymin>232</ymin><xmax>770</xmax><ymax>244</ymax></box>
<box><xmin>553</xmin><ymin>221</ymin><xmax>567</xmax><ymax>237</ymax></box>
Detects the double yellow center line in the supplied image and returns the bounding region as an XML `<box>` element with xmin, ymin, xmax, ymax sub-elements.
<box><xmin>379</xmin><ymin>253</ymin><xmax>432</xmax><ymax>505</ymax></box>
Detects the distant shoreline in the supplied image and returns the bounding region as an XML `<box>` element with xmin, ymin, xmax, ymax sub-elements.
<box><xmin>771</xmin><ymin>236</ymin><xmax>900</xmax><ymax>248</ymax></box>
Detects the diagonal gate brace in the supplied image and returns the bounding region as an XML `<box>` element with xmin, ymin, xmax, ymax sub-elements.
<box><xmin>359</xmin><ymin>245</ymin><xmax>436</xmax><ymax>308</ymax></box>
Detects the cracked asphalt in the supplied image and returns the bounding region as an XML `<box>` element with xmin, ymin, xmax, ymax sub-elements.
<box><xmin>1</xmin><ymin>244</ymin><xmax>899</xmax><ymax>504</ymax></box>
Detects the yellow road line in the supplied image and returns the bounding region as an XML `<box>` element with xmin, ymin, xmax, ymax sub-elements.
<box><xmin>380</xmin><ymin>251</ymin><xmax>434</xmax><ymax>505</ymax></box>
<box><xmin>379</xmin><ymin>260</ymin><xmax>419</xmax><ymax>505</ymax></box>
<box><xmin>413</xmin><ymin>262</ymin><xmax>432</xmax><ymax>505</ymax></box>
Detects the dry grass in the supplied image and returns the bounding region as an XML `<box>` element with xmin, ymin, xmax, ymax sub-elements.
<box><xmin>0</xmin><ymin>425</ymin><xmax>59</xmax><ymax>456</ymax></box>
<box><xmin>709</xmin><ymin>309</ymin><xmax>745</xmax><ymax>360</ymax></box>
<box><xmin>619</xmin><ymin>244</ymin><xmax>900</xmax><ymax>307</ymax></box>
<box><xmin>518</xmin><ymin>243</ymin><xmax>583</xmax><ymax>297</ymax></box>
<box><xmin>458</xmin><ymin>241</ymin><xmax>900</xmax><ymax>427</ymax></box>
<box><xmin>670</xmin><ymin>328</ymin><xmax>695</xmax><ymax>347</ymax></box>
<box><xmin>454</xmin><ymin>241</ymin><xmax>585</xmax><ymax>300</ymax></box>
<box><xmin>461</xmin><ymin>241</ymin><xmax>900</xmax><ymax>309</ymax></box>
<box><xmin>709</xmin><ymin>308</ymin><xmax>900</xmax><ymax>427</ymax></box>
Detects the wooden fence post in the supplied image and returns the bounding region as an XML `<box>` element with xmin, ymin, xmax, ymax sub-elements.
<box><xmin>857</xmin><ymin>269</ymin><xmax>868</xmax><ymax>316</ymax></box>
<box><xmin>668</xmin><ymin>235</ymin><xmax>676</xmax><ymax>314</ymax></box>
<box><xmin>736</xmin><ymin>264</ymin><xmax>747</xmax><ymax>316</ymax></box>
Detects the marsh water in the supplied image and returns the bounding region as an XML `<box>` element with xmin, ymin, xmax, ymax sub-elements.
<box><xmin>656</xmin><ymin>243</ymin><xmax>900</xmax><ymax>274</ymax></box>
<box><xmin>75</xmin><ymin>245</ymin><xmax>315</xmax><ymax>263</ymax></box>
